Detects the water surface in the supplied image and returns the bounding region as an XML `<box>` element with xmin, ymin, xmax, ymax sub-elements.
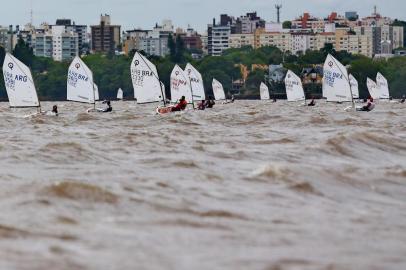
<box><xmin>0</xmin><ymin>101</ymin><xmax>405</xmax><ymax>270</ymax></box>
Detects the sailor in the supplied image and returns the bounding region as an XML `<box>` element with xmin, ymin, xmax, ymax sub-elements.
<box><xmin>205</xmin><ymin>96</ymin><xmax>215</xmax><ymax>108</ymax></box>
<box><xmin>359</xmin><ymin>97</ymin><xmax>375</xmax><ymax>112</ymax></box>
<box><xmin>52</xmin><ymin>105</ymin><xmax>58</xmax><ymax>115</ymax></box>
<box><xmin>197</xmin><ymin>100</ymin><xmax>206</xmax><ymax>110</ymax></box>
<box><xmin>101</xmin><ymin>100</ymin><xmax>113</xmax><ymax>113</ymax></box>
<box><xmin>230</xmin><ymin>95</ymin><xmax>235</xmax><ymax>103</ymax></box>
<box><xmin>171</xmin><ymin>96</ymin><xmax>188</xmax><ymax>112</ymax></box>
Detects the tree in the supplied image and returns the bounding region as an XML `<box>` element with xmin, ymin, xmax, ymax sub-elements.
<box><xmin>298</xmin><ymin>50</ymin><xmax>325</xmax><ymax>64</ymax></box>
<box><xmin>282</xmin><ymin>21</ymin><xmax>292</xmax><ymax>29</ymax></box>
<box><xmin>0</xmin><ymin>46</ymin><xmax>5</xmax><ymax>67</ymax></box>
<box><xmin>175</xmin><ymin>35</ymin><xmax>186</xmax><ymax>63</ymax></box>
<box><xmin>13</xmin><ymin>38</ymin><xmax>34</xmax><ymax>67</ymax></box>
<box><xmin>245</xmin><ymin>69</ymin><xmax>266</xmax><ymax>94</ymax></box>
<box><xmin>349</xmin><ymin>58</ymin><xmax>382</xmax><ymax>98</ymax></box>
<box><xmin>320</xmin><ymin>43</ymin><xmax>335</xmax><ymax>57</ymax></box>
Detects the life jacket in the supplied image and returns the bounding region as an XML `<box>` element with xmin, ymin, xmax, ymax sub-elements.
<box><xmin>176</xmin><ymin>100</ymin><xmax>188</xmax><ymax>110</ymax></box>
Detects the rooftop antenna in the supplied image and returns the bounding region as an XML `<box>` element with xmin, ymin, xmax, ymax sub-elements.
<box><xmin>276</xmin><ymin>4</ymin><xmax>282</xmax><ymax>24</ymax></box>
<box><xmin>374</xmin><ymin>5</ymin><xmax>377</xmax><ymax>15</ymax></box>
<box><xmin>30</xmin><ymin>0</ymin><xmax>33</xmax><ymax>25</ymax></box>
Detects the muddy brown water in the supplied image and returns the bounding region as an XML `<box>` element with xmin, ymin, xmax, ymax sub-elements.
<box><xmin>0</xmin><ymin>100</ymin><xmax>405</xmax><ymax>270</ymax></box>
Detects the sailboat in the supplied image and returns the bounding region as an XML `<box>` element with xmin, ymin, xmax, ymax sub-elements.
<box><xmin>349</xmin><ymin>74</ymin><xmax>359</xmax><ymax>100</ymax></box>
<box><xmin>367</xmin><ymin>78</ymin><xmax>380</xmax><ymax>100</ymax></box>
<box><xmin>285</xmin><ymin>70</ymin><xmax>305</xmax><ymax>103</ymax></box>
<box><xmin>212</xmin><ymin>78</ymin><xmax>226</xmax><ymax>101</ymax></box>
<box><xmin>376</xmin><ymin>72</ymin><xmax>390</xmax><ymax>99</ymax></box>
<box><xmin>117</xmin><ymin>88</ymin><xmax>123</xmax><ymax>100</ymax></box>
<box><xmin>130</xmin><ymin>51</ymin><xmax>165</xmax><ymax>104</ymax></box>
<box><xmin>170</xmin><ymin>64</ymin><xmax>193</xmax><ymax>104</ymax></box>
<box><xmin>2</xmin><ymin>52</ymin><xmax>41</xmax><ymax>113</ymax></box>
<box><xmin>322</xmin><ymin>54</ymin><xmax>353</xmax><ymax>103</ymax></box>
<box><xmin>94</xmin><ymin>83</ymin><xmax>100</xmax><ymax>101</ymax></box>
<box><xmin>67</xmin><ymin>56</ymin><xmax>97</xmax><ymax>111</ymax></box>
<box><xmin>185</xmin><ymin>63</ymin><xmax>205</xmax><ymax>101</ymax></box>
<box><xmin>260</xmin><ymin>82</ymin><xmax>270</xmax><ymax>100</ymax></box>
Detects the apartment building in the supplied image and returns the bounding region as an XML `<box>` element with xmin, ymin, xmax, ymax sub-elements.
<box><xmin>91</xmin><ymin>14</ymin><xmax>121</xmax><ymax>53</ymax></box>
<box><xmin>207</xmin><ymin>19</ymin><xmax>231</xmax><ymax>56</ymax></box>
<box><xmin>0</xmin><ymin>26</ymin><xmax>15</xmax><ymax>52</ymax></box>
<box><xmin>54</xmin><ymin>19</ymin><xmax>87</xmax><ymax>55</ymax></box>
<box><xmin>32</xmin><ymin>25</ymin><xmax>79</xmax><ymax>61</ymax></box>
<box><xmin>229</xmin><ymin>33</ymin><xmax>255</xmax><ymax>48</ymax></box>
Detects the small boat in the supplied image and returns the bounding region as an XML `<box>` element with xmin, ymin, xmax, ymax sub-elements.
<box><xmin>131</xmin><ymin>52</ymin><xmax>165</xmax><ymax>104</ymax></box>
<box><xmin>367</xmin><ymin>78</ymin><xmax>380</xmax><ymax>100</ymax></box>
<box><xmin>185</xmin><ymin>63</ymin><xmax>205</xmax><ymax>101</ymax></box>
<box><xmin>170</xmin><ymin>64</ymin><xmax>193</xmax><ymax>104</ymax></box>
<box><xmin>285</xmin><ymin>70</ymin><xmax>306</xmax><ymax>104</ymax></box>
<box><xmin>349</xmin><ymin>74</ymin><xmax>360</xmax><ymax>100</ymax></box>
<box><xmin>260</xmin><ymin>82</ymin><xmax>270</xmax><ymax>100</ymax></box>
<box><xmin>212</xmin><ymin>78</ymin><xmax>226</xmax><ymax>101</ymax></box>
<box><xmin>322</xmin><ymin>54</ymin><xmax>353</xmax><ymax>103</ymax></box>
<box><xmin>117</xmin><ymin>88</ymin><xmax>124</xmax><ymax>100</ymax></box>
<box><xmin>376</xmin><ymin>72</ymin><xmax>390</xmax><ymax>100</ymax></box>
<box><xmin>67</xmin><ymin>56</ymin><xmax>99</xmax><ymax>112</ymax></box>
<box><xmin>2</xmin><ymin>53</ymin><xmax>42</xmax><ymax>115</ymax></box>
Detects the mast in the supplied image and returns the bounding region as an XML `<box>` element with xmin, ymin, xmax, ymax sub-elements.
<box><xmin>91</xmin><ymin>70</ymin><xmax>96</xmax><ymax>110</ymax></box>
<box><xmin>189</xmin><ymin>77</ymin><xmax>195</xmax><ymax>109</ymax></box>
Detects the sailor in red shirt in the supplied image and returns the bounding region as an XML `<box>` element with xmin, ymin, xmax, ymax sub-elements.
<box><xmin>171</xmin><ymin>96</ymin><xmax>188</xmax><ymax>112</ymax></box>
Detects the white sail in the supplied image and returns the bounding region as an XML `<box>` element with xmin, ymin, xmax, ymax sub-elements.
<box><xmin>212</xmin><ymin>79</ymin><xmax>226</xmax><ymax>100</ymax></box>
<box><xmin>367</xmin><ymin>78</ymin><xmax>380</xmax><ymax>100</ymax></box>
<box><xmin>2</xmin><ymin>53</ymin><xmax>40</xmax><ymax>107</ymax></box>
<box><xmin>260</xmin><ymin>82</ymin><xmax>270</xmax><ymax>100</ymax></box>
<box><xmin>117</xmin><ymin>88</ymin><xmax>123</xmax><ymax>100</ymax></box>
<box><xmin>323</xmin><ymin>54</ymin><xmax>352</xmax><ymax>102</ymax></box>
<box><xmin>94</xmin><ymin>83</ymin><xmax>99</xmax><ymax>101</ymax></box>
<box><xmin>170</xmin><ymin>64</ymin><xmax>193</xmax><ymax>103</ymax></box>
<box><xmin>185</xmin><ymin>63</ymin><xmax>205</xmax><ymax>101</ymax></box>
<box><xmin>285</xmin><ymin>70</ymin><xmax>305</xmax><ymax>102</ymax></box>
<box><xmin>131</xmin><ymin>52</ymin><xmax>163</xmax><ymax>104</ymax></box>
<box><xmin>67</xmin><ymin>56</ymin><xmax>95</xmax><ymax>104</ymax></box>
<box><xmin>349</xmin><ymin>74</ymin><xmax>359</xmax><ymax>99</ymax></box>
<box><xmin>376</xmin><ymin>72</ymin><xmax>390</xmax><ymax>99</ymax></box>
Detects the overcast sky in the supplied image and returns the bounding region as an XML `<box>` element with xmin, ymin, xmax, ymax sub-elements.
<box><xmin>1</xmin><ymin>0</ymin><xmax>404</xmax><ymax>32</ymax></box>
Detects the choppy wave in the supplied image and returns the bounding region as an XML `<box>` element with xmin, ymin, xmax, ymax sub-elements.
<box><xmin>0</xmin><ymin>100</ymin><xmax>405</xmax><ymax>270</ymax></box>
<box><xmin>43</xmin><ymin>181</ymin><xmax>118</xmax><ymax>204</ymax></box>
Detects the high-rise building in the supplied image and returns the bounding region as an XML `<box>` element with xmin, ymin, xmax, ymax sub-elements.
<box><xmin>90</xmin><ymin>14</ymin><xmax>121</xmax><ymax>53</ymax></box>
<box><xmin>54</xmin><ymin>19</ymin><xmax>87</xmax><ymax>55</ymax></box>
<box><xmin>178</xmin><ymin>26</ymin><xmax>203</xmax><ymax>53</ymax></box>
<box><xmin>0</xmin><ymin>25</ymin><xmax>15</xmax><ymax>52</ymax></box>
<box><xmin>33</xmin><ymin>25</ymin><xmax>79</xmax><ymax>61</ymax></box>
<box><xmin>208</xmin><ymin>18</ymin><xmax>231</xmax><ymax>56</ymax></box>
<box><xmin>123</xmin><ymin>29</ymin><xmax>149</xmax><ymax>55</ymax></box>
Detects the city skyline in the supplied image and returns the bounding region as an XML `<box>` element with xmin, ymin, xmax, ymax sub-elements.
<box><xmin>1</xmin><ymin>0</ymin><xmax>405</xmax><ymax>32</ymax></box>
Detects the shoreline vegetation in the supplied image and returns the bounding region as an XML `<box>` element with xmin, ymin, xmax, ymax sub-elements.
<box><xmin>1</xmin><ymin>38</ymin><xmax>406</xmax><ymax>101</ymax></box>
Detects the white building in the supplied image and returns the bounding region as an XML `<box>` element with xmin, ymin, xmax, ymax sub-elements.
<box><xmin>33</xmin><ymin>25</ymin><xmax>78</xmax><ymax>61</ymax></box>
<box><xmin>291</xmin><ymin>33</ymin><xmax>313</xmax><ymax>54</ymax></box>
<box><xmin>208</xmin><ymin>23</ymin><xmax>231</xmax><ymax>56</ymax></box>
